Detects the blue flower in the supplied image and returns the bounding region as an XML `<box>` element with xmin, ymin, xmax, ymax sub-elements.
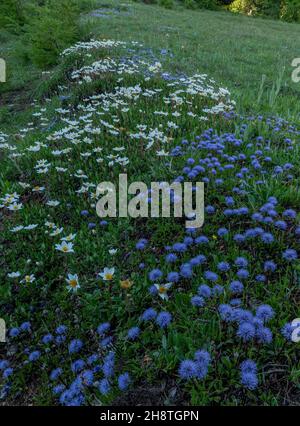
<box><xmin>68</xmin><ymin>339</ymin><xmax>83</xmax><ymax>354</ymax></box>
<box><xmin>195</xmin><ymin>236</ymin><xmax>209</xmax><ymax>245</ymax></box>
<box><xmin>156</xmin><ymin>311</ymin><xmax>172</xmax><ymax>328</ymax></box>
<box><xmin>236</xmin><ymin>269</ymin><xmax>249</xmax><ymax>280</ymax></box>
<box><xmin>204</xmin><ymin>271</ymin><xmax>218</xmax><ymax>282</ymax></box>
<box><xmin>240</xmin><ymin>360</ymin><xmax>257</xmax><ymax>374</ymax></box>
<box><xmin>165</xmin><ymin>253</ymin><xmax>177</xmax><ymax>263</ymax></box>
<box><xmin>217</xmin><ymin>262</ymin><xmax>230</xmax><ymax>272</ymax></box>
<box><xmin>256</xmin><ymin>305</ymin><xmax>274</xmax><ymax>322</ymax></box>
<box><xmin>178</xmin><ymin>360</ymin><xmax>197</xmax><ymax>380</ymax></box>
<box><xmin>237</xmin><ymin>322</ymin><xmax>255</xmax><ymax>341</ymax></box>
<box><xmin>195</xmin><ymin>363</ymin><xmax>208</xmax><ymax>379</ymax></box>
<box><xmin>71</xmin><ymin>360</ymin><xmax>85</xmax><ymax>373</ymax></box>
<box><xmin>50</xmin><ymin>368</ymin><xmax>63</xmax><ymax>380</ymax></box>
<box><xmin>0</xmin><ymin>360</ymin><xmax>9</xmax><ymax>370</ymax></box>
<box><xmin>81</xmin><ymin>370</ymin><xmax>94</xmax><ymax>386</ymax></box>
<box><xmin>218</xmin><ymin>304</ymin><xmax>234</xmax><ymax>322</ymax></box>
<box><xmin>99</xmin><ymin>378</ymin><xmax>110</xmax><ymax>395</ymax></box>
<box><xmin>56</xmin><ymin>325</ymin><xmax>67</xmax><ymax>335</ymax></box>
<box><xmin>256</xmin><ymin>326</ymin><xmax>273</xmax><ymax>344</ymax></box>
<box><xmin>42</xmin><ymin>334</ymin><xmax>53</xmax><ymax>345</ymax></box>
<box><xmin>283</xmin><ymin>209</ymin><xmax>296</xmax><ymax>219</ymax></box>
<box><xmin>52</xmin><ymin>384</ymin><xmax>65</xmax><ymax>395</ymax></box>
<box><xmin>173</xmin><ymin>243</ymin><xmax>187</xmax><ymax>252</ymax></box>
<box><xmin>127</xmin><ymin>327</ymin><xmax>140</xmax><ymax>340</ymax></box>
<box><xmin>233</xmin><ymin>309</ymin><xmax>253</xmax><ymax>323</ymax></box>
<box><xmin>235</xmin><ymin>257</ymin><xmax>248</xmax><ymax>268</ymax></box>
<box><xmin>191</xmin><ymin>295</ymin><xmax>205</xmax><ymax>307</ymax></box>
<box><xmin>217</xmin><ymin>227</ymin><xmax>229</xmax><ymax>237</ymax></box>
<box><xmin>100</xmin><ymin>336</ymin><xmax>113</xmax><ymax>348</ymax></box>
<box><xmin>261</xmin><ymin>232</ymin><xmax>274</xmax><ymax>244</ymax></box>
<box><xmin>9</xmin><ymin>327</ymin><xmax>19</xmax><ymax>338</ymax></box>
<box><xmin>281</xmin><ymin>322</ymin><xmax>299</xmax><ymax>341</ymax></box>
<box><xmin>229</xmin><ymin>280</ymin><xmax>244</xmax><ymax>294</ymax></box>
<box><xmin>87</xmin><ymin>354</ymin><xmax>99</xmax><ymax>365</ymax></box>
<box><xmin>118</xmin><ymin>372</ymin><xmax>131</xmax><ymax>391</ymax></box>
<box><xmin>167</xmin><ymin>272</ymin><xmax>179</xmax><ymax>282</ymax></box>
<box><xmin>20</xmin><ymin>322</ymin><xmax>31</xmax><ymax>332</ymax></box>
<box><xmin>263</xmin><ymin>261</ymin><xmax>277</xmax><ymax>272</ymax></box>
<box><xmin>180</xmin><ymin>264</ymin><xmax>193</xmax><ymax>278</ymax></box>
<box><xmin>149</xmin><ymin>285</ymin><xmax>158</xmax><ymax>295</ymax></box>
<box><xmin>241</xmin><ymin>372</ymin><xmax>258</xmax><ymax>390</ymax></box>
<box><xmin>148</xmin><ymin>269</ymin><xmax>163</xmax><ymax>281</ymax></box>
<box><xmin>3</xmin><ymin>368</ymin><xmax>13</xmax><ymax>379</ymax></box>
<box><xmin>141</xmin><ymin>308</ymin><xmax>157</xmax><ymax>321</ymax></box>
<box><xmin>102</xmin><ymin>352</ymin><xmax>115</xmax><ymax>378</ymax></box>
<box><xmin>282</xmin><ymin>249</ymin><xmax>297</xmax><ymax>261</ymax></box>
<box><xmin>97</xmin><ymin>322</ymin><xmax>110</xmax><ymax>336</ymax></box>
<box><xmin>194</xmin><ymin>350</ymin><xmax>211</xmax><ymax>367</ymax></box>
<box><xmin>136</xmin><ymin>239</ymin><xmax>148</xmax><ymax>250</ymax></box>
<box><xmin>197</xmin><ymin>284</ymin><xmax>211</xmax><ymax>298</ymax></box>
<box><xmin>28</xmin><ymin>351</ymin><xmax>41</xmax><ymax>362</ymax></box>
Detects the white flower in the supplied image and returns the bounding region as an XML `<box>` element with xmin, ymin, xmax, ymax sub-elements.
<box><xmin>46</xmin><ymin>200</ymin><xmax>60</xmax><ymax>207</ymax></box>
<box><xmin>11</xmin><ymin>225</ymin><xmax>24</xmax><ymax>233</ymax></box>
<box><xmin>21</xmin><ymin>274</ymin><xmax>36</xmax><ymax>284</ymax></box>
<box><xmin>7</xmin><ymin>271</ymin><xmax>21</xmax><ymax>278</ymax></box>
<box><xmin>32</xmin><ymin>186</ymin><xmax>45</xmax><ymax>192</ymax></box>
<box><xmin>50</xmin><ymin>227</ymin><xmax>64</xmax><ymax>236</ymax></box>
<box><xmin>108</xmin><ymin>249</ymin><xmax>118</xmax><ymax>255</ymax></box>
<box><xmin>66</xmin><ymin>273</ymin><xmax>80</xmax><ymax>292</ymax></box>
<box><xmin>61</xmin><ymin>233</ymin><xmax>76</xmax><ymax>242</ymax></box>
<box><xmin>154</xmin><ymin>283</ymin><xmax>172</xmax><ymax>300</ymax></box>
<box><xmin>7</xmin><ymin>203</ymin><xmax>23</xmax><ymax>211</ymax></box>
<box><xmin>55</xmin><ymin>241</ymin><xmax>74</xmax><ymax>253</ymax></box>
<box><xmin>24</xmin><ymin>224</ymin><xmax>38</xmax><ymax>230</ymax></box>
<box><xmin>98</xmin><ymin>267</ymin><xmax>115</xmax><ymax>281</ymax></box>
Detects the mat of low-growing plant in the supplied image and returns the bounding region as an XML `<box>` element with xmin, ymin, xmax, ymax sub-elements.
<box><xmin>0</xmin><ymin>36</ymin><xmax>299</xmax><ymax>406</ymax></box>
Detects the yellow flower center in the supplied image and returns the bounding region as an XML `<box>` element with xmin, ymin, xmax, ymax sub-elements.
<box><xmin>69</xmin><ymin>279</ymin><xmax>77</xmax><ymax>288</ymax></box>
<box><xmin>159</xmin><ymin>286</ymin><xmax>167</xmax><ymax>293</ymax></box>
<box><xmin>105</xmin><ymin>273</ymin><xmax>113</xmax><ymax>280</ymax></box>
<box><xmin>62</xmin><ymin>246</ymin><xmax>69</xmax><ymax>252</ymax></box>
<box><xmin>25</xmin><ymin>275</ymin><xmax>31</xmax><ymax>282</ymax></box>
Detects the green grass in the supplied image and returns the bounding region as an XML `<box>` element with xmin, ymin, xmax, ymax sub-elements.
<box><xmin>0</xmin><ymin>0</ymin><xmax>299</xmax><ymax>407</ymax></box>
<box><xmin>74</xmin><ymin>0</ymin><xmax>300</xmax><ymax>118</ymax></box>
<box><xmin>1</xmin><ymin>0</ymin><xmax>300</xmax><ymax>126</ymax></box>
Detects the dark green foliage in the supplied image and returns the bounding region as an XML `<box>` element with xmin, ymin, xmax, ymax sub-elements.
<box><xmin>138</xmin><ymin>0</ymin><xmax>300</xmax><ymax>21</ymax></box>
<box><xmin>281</xmin><ymin>0</ymin><xmax>300</xmax><ymax>22</ymax></box>
<box><xmin>0</xmin><ymin>0</ymin><xmax>95</xmax><ymax>69</ymax></box>
<box><xmin>0</xmin><ymin>0</ymin><xmax>29</xmax><ymax>33</ymax></box>
<box><xmin>159</xmin><ymin>0</ymin><xmax>174</xmax><ymax>8</ymax></box>
<box><xmin>24</xmin><ymin>0</ymin><xmax>81</xmax><ymax>68</ymax></box>
<box><xmin>229</xmin><ymin>0</ymin><xmax>300</xmax><ymax>21</ymax></box>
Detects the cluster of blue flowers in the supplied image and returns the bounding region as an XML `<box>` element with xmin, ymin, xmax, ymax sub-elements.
<box><xmin>133</xmin><ymin>117</ymin><xmax>299</xmax><ymax>393</ymax></box>
<box><xmin>178</xmin><ymin>350</ymin><xmax>211</xmax><ymax>380</ymax></box>
<box><xmin>1</xmin><ymin>322</ymin><xmax>131</xmax><ymax>406</ymax></box>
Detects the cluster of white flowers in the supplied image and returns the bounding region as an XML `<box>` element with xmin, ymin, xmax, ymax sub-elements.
<box><xmin>61</xmin><ymin>39</ymin><xmax>128</xmax><ymax>56</ymax></box>
<box><xmin>0</xmin><ymin>38</ymin><xmax>235</xmax><ymax>283</ymax></box>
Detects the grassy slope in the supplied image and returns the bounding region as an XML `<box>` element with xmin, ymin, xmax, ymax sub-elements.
<box><xmin>0</xmin><ymin>1</ymin><xmax>299</xmax><ymax>407</ymax></box>
<box><xmin>87</xmin><ymin>1</ymin><xmax>300</xmax><ymax>119</ymax></box>
<box><xmin>1</xmin><ymin>1</ymin><xmax>300</xmax><ymax>125</ymax></box>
